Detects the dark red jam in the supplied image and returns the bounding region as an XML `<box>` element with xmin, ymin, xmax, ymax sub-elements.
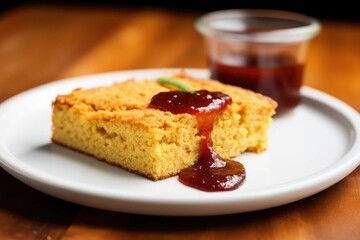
<box><xmin>149</xmin><ymin>90</ymin><xmax>246</xmax><ymax>191</ymax></box>
<box><xmin>209</xmin><ymin>54</ymin><xmax>303</xmax><ymax>114</ymax></box>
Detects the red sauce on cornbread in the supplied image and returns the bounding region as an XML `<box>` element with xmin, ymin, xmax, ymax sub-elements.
<box><xmin>149</xmin><ymin>90</ymin><xmax>246</xmax><ymax>191</ymax></box>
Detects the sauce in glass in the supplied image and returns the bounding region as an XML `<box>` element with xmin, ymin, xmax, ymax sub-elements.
<box><xmin>209</xmin><ymin>54</ymin><xmax>303</xmax><ymax>114</ymax></box>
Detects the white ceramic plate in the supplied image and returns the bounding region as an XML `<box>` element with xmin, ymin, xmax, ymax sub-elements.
<box><xmin>0</xmin><ymin>69</ymin><xmax>360</xmax><ymax>216</ymax></box>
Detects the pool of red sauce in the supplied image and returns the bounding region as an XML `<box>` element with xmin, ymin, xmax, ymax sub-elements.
<box><xmin>149</xmin><ymin>90</ymin><xmax>246</xmax><ymax>192</ymax></box>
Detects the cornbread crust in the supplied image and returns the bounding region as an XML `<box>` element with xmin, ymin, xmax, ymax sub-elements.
<box><xmin>52</xmin><ymin>72</ymin><xmax>277</xmax><ymax>180</ymax></box>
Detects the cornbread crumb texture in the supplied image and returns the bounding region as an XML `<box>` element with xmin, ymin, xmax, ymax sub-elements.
<box><xmin>52</xmin><ymin>72</ymin><xmax>277</xmax><ymax>180</ymax></box>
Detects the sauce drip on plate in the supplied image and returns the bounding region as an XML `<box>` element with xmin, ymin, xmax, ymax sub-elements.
<box><xmin>149</xmin><ymin>90</ymin><xmax>246</xmax><ymax>191</ymax></box>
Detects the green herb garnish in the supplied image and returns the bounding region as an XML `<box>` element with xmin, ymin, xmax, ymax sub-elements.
<box><xmin>157</xmin><ymin>77</ymin><xmax>194</xmax><ymax>92</ymax></box>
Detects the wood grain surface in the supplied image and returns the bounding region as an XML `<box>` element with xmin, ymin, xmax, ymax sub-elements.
<box><xmin>0</xmin><ymin>4</ymin><xmax>360</xmax><ymax>240</ymax></box>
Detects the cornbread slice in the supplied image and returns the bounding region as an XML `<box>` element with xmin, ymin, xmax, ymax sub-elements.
<box><xmin>52</xmin><ymin>72</ymin><xmax>277</xmax><ymax>180</ymax></box>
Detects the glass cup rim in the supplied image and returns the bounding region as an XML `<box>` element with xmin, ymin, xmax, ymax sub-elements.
<box><xmin>195</xmin><ymin>9</ymin><xmax>321</xmax><ymax>43</ymax></box>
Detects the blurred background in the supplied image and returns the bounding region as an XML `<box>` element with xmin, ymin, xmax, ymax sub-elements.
<box><xmin>1</xmin><ymin>0</ymin><xmax>359</xmax><ymax>21</ymax></box>
<box><xmin>0</xmin><ymin>0</ymin><xmax>359</xmax><ymax>108</ymax></box>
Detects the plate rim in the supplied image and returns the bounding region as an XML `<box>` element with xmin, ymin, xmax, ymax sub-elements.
<box><xmin>1</xmin><ymin>68</ymin><xmax>360</xmax><ymax>215</ymax></box>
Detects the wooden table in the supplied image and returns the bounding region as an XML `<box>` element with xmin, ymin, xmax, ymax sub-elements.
<box><xmin>1</xmin><ymin>4</ymin><xmax>360</xmax><ymax>240</ymax></box>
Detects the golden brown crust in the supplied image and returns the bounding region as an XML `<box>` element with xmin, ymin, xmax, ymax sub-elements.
<box><xmin>53</xmin><ymin>73</ymin><xmax>277</xmax><ymax>117</ymax></box>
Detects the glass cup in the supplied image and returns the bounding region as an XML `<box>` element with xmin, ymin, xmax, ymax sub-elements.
<box><xmin>195</xmin><ymin>9</ymin><xmax>321</xmax><ymax>114</ymax></box>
